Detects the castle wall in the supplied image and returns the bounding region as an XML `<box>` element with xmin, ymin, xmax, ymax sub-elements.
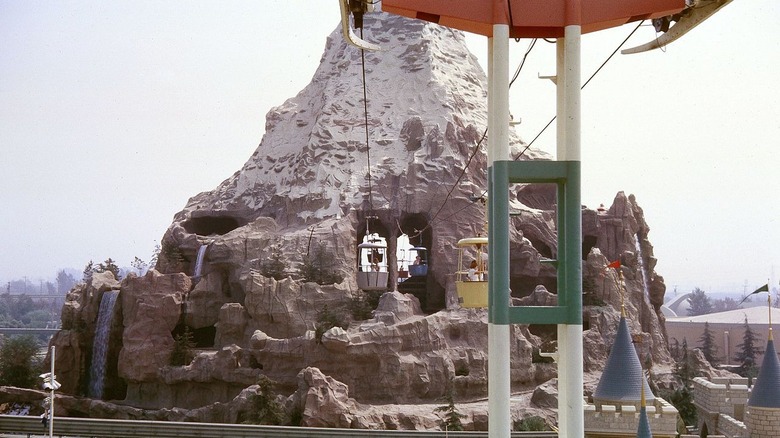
<box><xmin>584</xmin><ymin>398</ymin><xmax>678</xmax><ymax>437</ymax></box>
<box><xmin>693</xmin><ymin>377</ymin><xmax>750</xmax><ymax>420</ymax></box>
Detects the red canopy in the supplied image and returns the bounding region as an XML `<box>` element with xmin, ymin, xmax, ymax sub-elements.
<box><xmin>382</xmin><ymin>0</ymin><xmax>686</xmax><ymax>37</ymax></box>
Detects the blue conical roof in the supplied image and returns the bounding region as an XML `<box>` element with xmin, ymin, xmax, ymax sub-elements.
<box><xmin>593</xmin><ymin>316</ymin><xmax>655</xmax><ymax>404</ymax></box>
<box><xmin>748</xmin><ymin>337</ymin><xmax>780</xmax><ymax>408</ymax></box>
<box><xmin>636</xmin><ymin>406</ymin><xmax>652</xmax><ymax>438</ymax></box>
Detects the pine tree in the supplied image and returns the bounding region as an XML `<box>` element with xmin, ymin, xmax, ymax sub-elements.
<box><xmin>698</xmin><ymin>321</ymin><xmax>719</xmax><ymax>366</ymax></box>
<box><xmin>83</xmin><ymin>260</ymin><xmax>94</xmax><ymax>282</ymax></box>
<box><xmin>687</xmin><ymin>287</ymin><xmax>712</xmax><ymax>316</ymax></box>
<box><xmin>434</xmin><ymin>381</ymin><xmax>466</xmax><ymax>431</ymax></box>
<box><xmin>170</xmin><ymin>326</ymin><xmax>196</xmax><ymax>366</ymax></box>
<box><xmin>674</xmin><ymin>338</ymin><xmax>696</xmax><ymax>385</ymax></box>
<box><xmin>260</xmin><ymin>246</ymin><xmax>287</xmax><ymax>280</ymax></box>
<box><xmin>97</xmin><ymin>258</ymin><xmax>121</xmax><ymax>280</ymax></box>
<box><xmin>243</xmin><ymin>375</ymin><xmax>284</xmax><ymax>425</ymax></box>
<box><xmin>734</xmin><ymin>316</ymin><xmax>763</xmax><ymax>379</ymax></box>
<box><xmin>668</xmin><ymin>338</ymin><xmax>697</xmax><ymax>426</ymax></box>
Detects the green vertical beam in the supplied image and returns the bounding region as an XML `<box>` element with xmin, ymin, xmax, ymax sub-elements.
<box><xmin>488</xmin><ymin>160</ymin><xmax>581</xmax><ymax>325</ymax></box>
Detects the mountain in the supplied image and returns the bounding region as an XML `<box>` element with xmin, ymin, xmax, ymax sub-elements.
<box><xmin>42</xmin><ymin>12</ymin><xmax>673</xmax><ymax>429</ymax></box>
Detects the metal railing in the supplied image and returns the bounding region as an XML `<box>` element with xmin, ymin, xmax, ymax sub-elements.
<box><xmin>0</xmin><ymin>415</ymin><xmax>558</xmax><ymax>438</ymax></box>
<box><xmin>0</xmin><ymin>328</ymin><xmax>60</xmax><ymax>336</ymax></box>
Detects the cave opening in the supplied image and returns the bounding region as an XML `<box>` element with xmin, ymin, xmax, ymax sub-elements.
<box><xmin>182</xmin><ymin>214</ymin><xmax>244</xmax><ymax>236</ymax></box>
<box><xmin>172</xmin><ymin>323</ymin><xmax>216</xmax><ymax>349</ymax></box>
<box><xmin>397</xmin><ymin>213</ymin><xmax>443</xmax><ymax>313</ymax></box>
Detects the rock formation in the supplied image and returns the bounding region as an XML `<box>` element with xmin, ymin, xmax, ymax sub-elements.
<box><xmin>43</xmin><ymin>12</ymin><xmax>674</xmax><ymax>429</ymax></box>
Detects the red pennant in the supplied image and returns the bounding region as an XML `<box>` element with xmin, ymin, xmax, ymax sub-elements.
<box><xmin>606</xmin><ymin>260</ymin><xmax>621</xmax><ymax>269</ymax></box>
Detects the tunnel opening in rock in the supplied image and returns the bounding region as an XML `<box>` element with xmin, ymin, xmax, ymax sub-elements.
<box><xmin>582</xmin><ymin>235</ymin><xmax>597</xmax><ymax>261</ymax></box>
<box><xmin>397</xmin><ymin>213</ymin><xmax>444</xmax><ymax>313</ymax></box>
<box><xmin>172</xmin><ymin>323</ymin><xmax>216</xmax><ymax>349</ymax></box>
<box><xmin>182</xmin><ymin>214</ymin><xmax>244</xmax><ymax>236</ymax></box>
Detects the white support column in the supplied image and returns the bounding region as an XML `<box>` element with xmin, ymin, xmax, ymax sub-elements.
<box><xmin>49</xmin><ymin>345</ymin><xmax>55</xmax><ymax>438</ymax></box>
<box><xmin>487</xmin><ymin>23</ymin><xmax>511</xmax><ymax>438</ymax></box>
<box><xmin>554</xmin><ymin>38</ymin><xmax>569</xmax><ymax>437</ymax></box>
<box><xmin>557</xmin><ymin>24</ymin><xmax>584</xmax><ymax>437</ymax></box>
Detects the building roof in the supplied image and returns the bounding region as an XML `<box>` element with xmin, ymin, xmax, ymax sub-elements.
<box><xmin>667</xmin><ymin>306</ymin><xmax>780</xmax><ymax>325</ymax></box>
<box><xmin>748</xmin><ymin>336</ymin><xmax>780</xmax><ymax>408</ymax></box>
<box><xmin>593</xmin><ymin>316</ymin><xmax>655</xmax><ymax>404</ymax></box>
<box><xmin>636</xmin><ymin>406</ymin><xmax>652</xmax><ymax>438</ymax></box>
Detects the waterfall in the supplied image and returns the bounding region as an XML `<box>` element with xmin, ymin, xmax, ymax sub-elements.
<box><xmin>193</xmin><ymin>244</ymin><xmax>208</xmax><ymax>281</ymax></box>
<box><xmin>634</xmin><ymin>234</ymin><xmax>651</xmax><ymax>300</ymax></box>
<box><xmin>88</xmin><ymin>290</ymin><xmax>119</xmax><ymax>399</ymax></box>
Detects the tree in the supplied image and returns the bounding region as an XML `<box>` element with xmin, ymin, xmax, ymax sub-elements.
<box><xmin>712</xmin><ymin>296</ymin><xmax>740</xmax><ymax>313</ymax></box>
<box><xmin>666</xmin><ymin>338</ymin><xmax>697</xmax><ymax>426</ymax></box>
<box><xmin>83</xmin><ymin>260</ymin><xmax>94</xmax><ymax>282</ymax></box>
<box><xmin>734</xmin><ymin>317</ymin><xmax>763</xmax><ymax>379</ymax></box>
<box><xmin>434</xmin><ymin>381</ymin><xmax>466</xmax><ymax>431</ymax></box>
<box><xmin>674</xmin><ymin>338</ymin><xmax>696</xmax><ymax>385</ymax></box>
<box><xmin>687</xmin><ymin>288</ymin><xmax>712</xmax><ymax>316</ymax></box>
<box><xmin>668</xmin><ymin>386</ymin><xmax>697</xmax><ymax>426</ymax></box>
<box><xmin>243</xmin><ymin>375</ymin><xmax>285</xmax><ymax>425</ymax></box>
<box><xmin>96</xmin><ymin>258</ymin><xmax>121</xmax><ymax>280</ymax></box>
<box><xmin>56</xmin><ymin>270</ymin><xmax>77</xmax><ymax>294</ymax></box>
<box><xmin>314</xmin><ymin>305</ymin><xmax>346</xmax><ymax>343</ymax></box>
<box><xmin>131</xmin><ymin>257</ymin><xmax>148</xmax><ymax>276</ymax></box>
<box><xmin>698</xmin><ymin>321</ymin><xmax>719</xmax><ymax>366</ymax></box>
<box><xmin>259</xmin><ymin>246</ymin><xmax>287</xmax><ymax>280</ymax></box>
<box><xmin>170</xmin><ymin>326</ymin><xmax>196</xmax><ymax>366</ymax></box>
<box><xmin>298</xmin><ymin>242</ymin><xmax>342</xmax><ymax>285</ymax></box>
<box><xmin>0</xmin><ymin>335</ymin><xmax>42</xmax><ymax>388</ymax></box>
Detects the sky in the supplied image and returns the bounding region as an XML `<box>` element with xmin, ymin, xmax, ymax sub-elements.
<box><xmin>1</xmin><ymin>1</ymin><xmax>778</xmax><ymax>297</ymax></box>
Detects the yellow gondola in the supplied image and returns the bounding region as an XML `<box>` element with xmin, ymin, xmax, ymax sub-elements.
<box><xmin>455</xmin><ymin>237</ymin><xmax>488</xmax><ymax>308</ymax></box>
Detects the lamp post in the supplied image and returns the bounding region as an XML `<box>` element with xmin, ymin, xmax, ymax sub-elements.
<box><xmin>40</xmin><ymin>345</ymin><xmax>60</xmax><ymax>438</ymax></box>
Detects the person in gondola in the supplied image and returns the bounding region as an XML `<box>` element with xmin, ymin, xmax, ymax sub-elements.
<box><xmin>467</xmin><ymin>260</ymin><xmax>480</xmax><ymax>281</ymax></box>
<box><xmin>413</xmin><ymin>255</ymin><xmax>421</xmax><ymax>265</ymax></box>
<box><xmin>370</xmin><ymin>250</ymin><xmax>381</xmax><ymax>271</ymax></box>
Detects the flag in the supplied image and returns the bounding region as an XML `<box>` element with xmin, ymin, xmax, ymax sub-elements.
<box><xmin>739</xmin><ymin>283</ymin><xmax>769</xmax><ymax>305</ymax></box>
<box><xmin>606</xmin><ymin>260</ymin><xmax>621</xmax><ymax>269</ymax></box>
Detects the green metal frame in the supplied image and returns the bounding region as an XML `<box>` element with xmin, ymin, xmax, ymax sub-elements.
<box><xmin>488</xmin><ymin>160</ymin><xmax>582</xmax><ymax>325</ymax></box>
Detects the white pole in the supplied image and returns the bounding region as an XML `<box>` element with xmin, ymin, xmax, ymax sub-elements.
<box><xmin>554</xmin><ymin>38</ymin><xmax>569</xmax><ymax>438</ymax></box>
<box><xmin>557</xmin><ymin>23</ymin><xmax>584</xmax><ymax>437</ymax></box>
<box><xmin>487</xmin><ymin>23</ymin><xmax>511</xmax><ymax>438</ymax></box>
<box><xmin>49</xmin><ymin>345</ymin><xmax>55</xmax><ymax>438</ymax></box>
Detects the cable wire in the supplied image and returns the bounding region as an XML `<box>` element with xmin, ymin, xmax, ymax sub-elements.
<box><xmin>514</xmin><ymin>20</ymin><xmax>645</xmax><ymax>160</ymax></box>
<box><xmin>359</xmin><ymin>28</ymin><xmax>374</xmax><ymax>213</ymax></box>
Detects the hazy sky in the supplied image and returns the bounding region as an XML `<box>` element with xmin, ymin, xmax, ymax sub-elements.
<box><xmin>1</xmin><ymin>1</ymin><xmax>778</xmax><ymax>296</ymax></box>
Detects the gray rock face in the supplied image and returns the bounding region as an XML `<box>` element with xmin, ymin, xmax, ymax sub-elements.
<box><xmin>48</xmin><ymin>12</ymin><xmax>675</xmax><ymax>429</ymax></box>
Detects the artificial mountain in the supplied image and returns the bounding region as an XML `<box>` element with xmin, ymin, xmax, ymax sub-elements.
<box><xmin>38</xmin><ymin>12</ymin><xmax>678</xmax><ymax>429</ymax></box>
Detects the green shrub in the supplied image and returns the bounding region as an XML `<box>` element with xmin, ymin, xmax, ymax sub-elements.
<box><xmin>170</xmin><ymin>326</ymin><xmax>195</xmax><ymax>366</ymax></box>
<box><xmin>349</xmin><ymin>290</ymin><xmax>382</xmax><ymax>321</ymax></box>
<box><xmin>260</xmin><ymin>246</ymin><xmax>287</xmax><ymax>280</ymax></box>
<box><xmin>314</xmin><ymin>305</ymin><xmax>347</xmax><ymax>343</ymax></box>
<box><xmin>298</xmin><ymin>242</ymin><xmax>343</xmax><ymax>285</ymax></box>
<box><xmin>514</xmin><ymin>415</ymin><xmax>549</xmax><ymax>431</ymax></box>
<box><xmin>0</xmin><ymin>335</ymin><xmax>43</xmax><ymax>388</ymax></box>
<box><xmin>243</xmin><ymin>375</ymin><xmax>284</xmax><ymax>425</ymax></box>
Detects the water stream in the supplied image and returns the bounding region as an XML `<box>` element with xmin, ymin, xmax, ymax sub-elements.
<box><xmin>634</xmin><ymin>234</ymin><xmax>651</xmax><ymax>301</ymax></box>
<box><xmin>88</xmin><ymin>290</ymin><xmax>119</xmax><ymax>399</ymax></box>
<box><xmin>193</xmin><ymin>244</ymin><xmax>208</xmax><ymax>281</ymax></box>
